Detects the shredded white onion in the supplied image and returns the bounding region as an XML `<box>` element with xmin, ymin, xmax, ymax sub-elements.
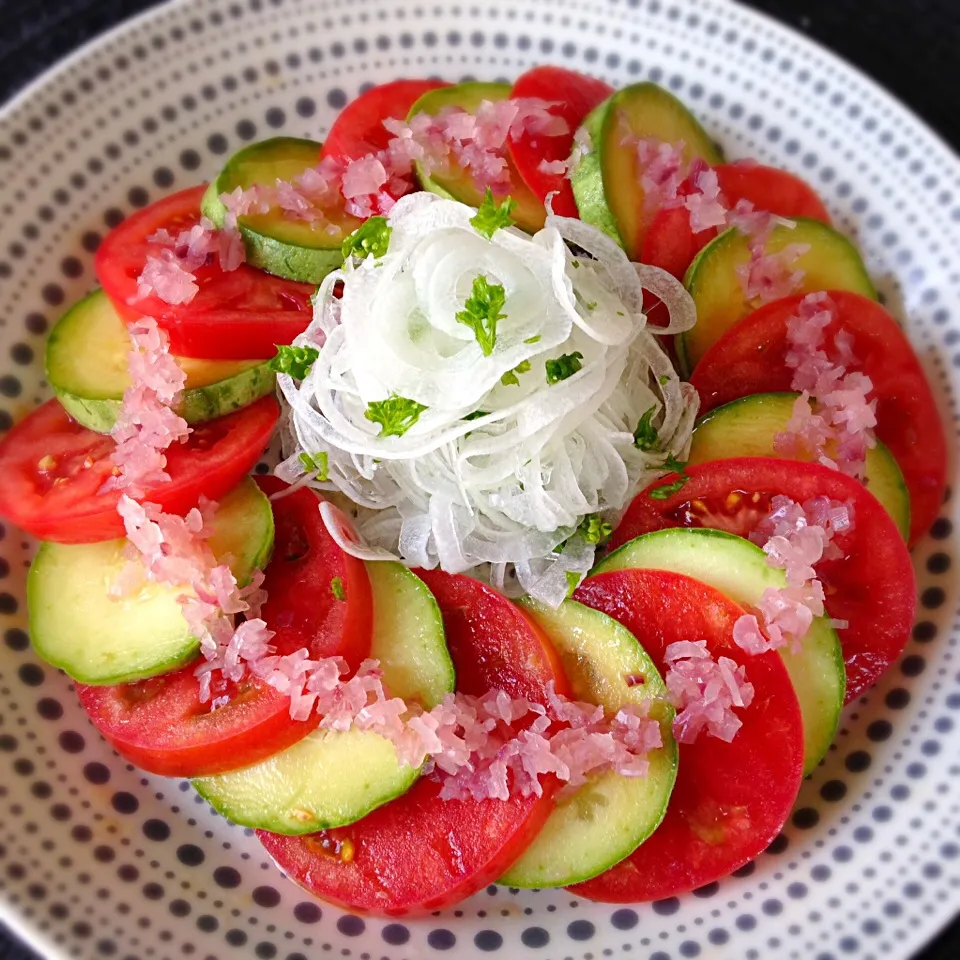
<box><xmin>276</xmin><ymin>192</ymin><xmax>698</xmax><ymax>606</ymax></box>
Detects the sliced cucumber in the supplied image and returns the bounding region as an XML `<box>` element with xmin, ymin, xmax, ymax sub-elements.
<box><xmin>594</xmin><ymin>527</ymin><xmax>845</xmax><ymax>775</ymax></box>
<box><xmin>688</xmin><ymin>392</ymin><xmax>911</xmax><ymax>539</ymax></box>
<box><xmin>569</xmin><ymin>101</ymin><xmax>621</xmax><ymax>243</ymax></box>
<box><xmin>192</xmin><ymin>562</ymin><xmax>454</xmax><ymax>834</ymax></box>
<box><xmin>407</xmin><ymin>83</ymin><xmax>547</xmax><ymax>233</ymax></box>
<box><xmin>27</xmin><ymin>478</ymin><xmax>274</xmax><ymax>685</ymax></box>
<box><xmin>46</xmin><ymin>289</ymin><xmax>275</xmax><ymax>434</ymax></box>
<box><xmin>202</xmin><ymin>137</ymin><xmax>360</xmax><ymax>284</ymax></box>
<box><xmin>365</xmin><ymin>561</ymin><xmax>455</xmax><ymax>707</ymax></box>
<box><xmin>499</xmin><ymin>599</ymin><xmax>677</xmax><ymax>888</ymax></box>
<box><xmin>680</xmin><ymin>220</ymin><xmax>877</xmax><ymax>372</ymax></box>
<box><xmin>571</xmin><ymin>82</ymin><xmax>723</xmax><ymax>259</ymax></box>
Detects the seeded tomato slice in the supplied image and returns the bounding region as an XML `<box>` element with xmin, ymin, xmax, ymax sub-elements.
<box><xmin>569</xmin><ymin>568</ymin><xmax>804</xmax><ymax>901</ymax></box>
<box><xmin>258</xmin><ymin>569</ymin><xmax>570</xmax><ymax>915</ymax></box>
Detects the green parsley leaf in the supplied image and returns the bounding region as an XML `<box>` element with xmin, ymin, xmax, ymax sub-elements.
<box><xmin>659</xmin><ymin>374</ymin><xmax>671</xmax><ymax>386</ymax></box>
<box><xmin>341</xmin><ymin>216</ymin><xmax>392</xmax><ymax>260</ymax></box>
<box><xmin>571</xmin><ymin>259</ymin><xmax>580</xmax><ymax>269</ymax></box>
<box><xmin>565</xmin><ymin>570</ymin><xmax>583</xmax><ymax>598</ymax></box>
<box><xmin>632</xmin><ymin>406</ymin><xmax>660</xmax><ymax>452</ymax></box>
<box><xmin>662</xmin><ymin>454</ymin><xmax>688</xmax><ymax>473</ymax></box>
<box><xmin>269</xmin><ymin>344</ymin><xmax>320</xmax><ymax>380</ymax></box>
<box><xmin>298</xmin><ymin>451</ymin><xmax>329</xmax><ymax>481</ymax></box>
<box><xmin>330</xmin><ymin>576</ymin><xmax>346</xmax><ymax>601</ymax></box>
<box><xmin>648</xmin><ymin>476</ymin><xmax>691</xmax><ymax>500</ymax></box>
<box><xmin>456</xmin><ymin>275</ymin><xmax>507</xmax><ymax>356</ymax></box>
<box><xmin>524</xmin><ymin>335</ymin><xmax>542</xmax><ymax>345</ymax></box>
<box><xmin>585</xmin><ymin>301</ymin><xmax>598</xmax><ymax>311</ymax></box>
<box><xmin>464</xmin><ymin>410</ymin><xmax>488</xmax><ymax>422</ymax></box>
<box><xmin>470</xmin><ymin>188</ymin><xmax>517</xmax><ymax>240</ymax></box>
<box><xmin>364</xmin><ymin>395</ymin><xmax>428</xmax><ymax>438</ymax></box>
<box><xmin>578</xmin><ymin>514</ymin><xmax>613</xmax><ymax>545</ymax></box>
<box><xmin>500</xmin><ymin>359</ymin><xmax>531</xmax><ymax>387</ymax></box>
<box><xmin>545</xmin><ymin>351</ymin><xmax>584</xmax><ymax>385</ymax></box>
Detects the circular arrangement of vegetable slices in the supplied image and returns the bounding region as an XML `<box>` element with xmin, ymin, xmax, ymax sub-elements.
<box><xmin>0</xmin><ymin>65</ymin><xmax>943</xmax><ymax>918</ymax></box>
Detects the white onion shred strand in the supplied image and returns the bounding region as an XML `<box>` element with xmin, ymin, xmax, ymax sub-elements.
<box><xmin>275</xmin><ymin>193</ymin><xmax>699</xmax><ymax>606</ymax></box>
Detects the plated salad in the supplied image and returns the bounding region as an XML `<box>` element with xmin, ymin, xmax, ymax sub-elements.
<box><xmin>0</xmin><ymin>65</ymin><xmax>945</xmax><ymax>915</ymax></box>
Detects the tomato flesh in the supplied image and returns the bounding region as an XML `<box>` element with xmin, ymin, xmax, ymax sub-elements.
<box><xmin>257</xmin><ymin>569</ymin><xmax>570</xmax><ymax>916</ymax></box>
<box><xmin>321</xmin><ymin>79</ymin><xmax>449</xmax><ymax>163</ymax></box>
<box><xmin>76</xmin><ymin>478</ymin><xmax>373</xmax><ymax>777</ymax></box>
<box><xmin>0</xmin><ymin>396</ymin><xmax>279</xmax><ymax>543</ymax></box>
<box><xmin>689</xmin><ymin>290</ymin><xmax>947</xmax><ymax>544</ymax></box>
<box><xmin>642</xmin><ymin>162</ymin><xmax>831</xmax><ymax>280</ymax></box>
<box><xmin>507</xmin><ymin>66</ymin><xmax>614</xmax><ymax>219</ymax></box>
<box><xmin>95</xmin><ymin>186</ymin><xmax>316</xmax><ymax>359</ymax></box>
<box><xmin>611</xmin><ymin>457</ymin><xmax>917</xmax><ymax>702</ymax></box>
<box><xmin>569</xmin><ymin>568</ymin><xmax>804</xmax><ymax>901</ymax></box>
<box><xmin>255</xmin><ymin>476</ymin><xmax>373</xmax><ymax>662</ymax></box>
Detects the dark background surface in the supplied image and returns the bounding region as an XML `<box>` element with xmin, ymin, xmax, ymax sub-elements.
<box><xmin>0</xmin><ymin>0</ymin><xmax>957</xmax><ymax>957</ymax></box>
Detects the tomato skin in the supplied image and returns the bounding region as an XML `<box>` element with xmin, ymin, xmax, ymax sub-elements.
<box><xmin>508</xmin><ymin>66</ymin><xmax>614</xmax><ymax>218</ymax></box>
<box><xmin>255</xmin><ymin>476</ymin><xmax>373</xmax><ymax>669</ymax></box>
<box><xmin>321</xmin><ymin>79</ymin><xmax>449</xmax><ymax>161</ymax></box>
<box><xmin>76</xmin><ymin>478</ymin><xmax>373</xmax><ymax>778</ymax></box>
<box><xmin>641</xmin><ymin>163</ymin><xmax>831</xmax><ymax>280</ymax></box>
<box><xmin>569</xmin><ymin>568</ymin><xmax>804</xmax><ymax>901</ymax></box>
<box><xmin>0</xmin><ymin>396</ymin><xmax>279</xmax><ymax>543</ymax></box>
<box><xmin>77</xmin><ymin>668</ymin><xmax>316</xmax><ymax>779</ymax></box>
<box><xmin>611</xmin><ymin>457</ymin><xmax>917</xmax><ymax>702</ymax></box>
<box><xmin>96</xmin><ymin>185</ymin><xmax>316</xmax><ymax>359</ymax></box>
<box><xmin>415</xmin><ymin>568</ymin><xmax>571</xmax><ymax>702</ymax></box>
<box><xmin>689</xmin><ymin>290</ymin><xmax>947</xmax><ymax>545</ymax></box>
<box><xmin>259</xmin><ymin>775</ymin><xmax>556</xmax><ymax>916</ymax></box>
<box><xmin>257</xmin><ymin>569</ymin><xmax>569</xmax><ymax>916</ymax></box>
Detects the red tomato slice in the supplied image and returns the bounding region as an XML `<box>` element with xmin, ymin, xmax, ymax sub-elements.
<box><xmin>76</xmin><ymin>477</ymin><xmax>373</xmax><ymax>778</ymax></box>
<box><xmin>255</xmin><ymin>476</ymin><xmax>373</xmax><ymax>661</ymax></box>
<box><xmin>321</xmin><ymin>79</ymin><xmax>450</xmax><ymax>161</ymax></box>
<box><xmin>257</xmin><ymin>569</ymin><xmax>570</xmax><ymax>916</ymax></box>
<box><xmin>569</xmin><ymin>568</ymin><xmax>804</xmax><ymax>901</ymax></box>
<box><xmin>641</xmin><ymin>162</ymin><xmax>832</xmax><ymax>280</ymax></box>
<box><xmin>0</xmin><ymin>396</ymin><xmax>279</xmax><ymax>543</ymax></box>
<box><xmin>95</xmin><ymin>186</ymin><xmax>316</xmax><ymax>360</ymax></box>
<box><xmin>611</xmin><ymin>458</ymin><xmax>917</xmax><ymax>702</ymax></box>
<box><xmin>507</xmin><ymin>66</ymin><xmax>614</xmax><ymax>219</ymax></box>
<box><xmin>689</xmin><ymin>290</ymin><xmax>947</xmax><ymax>545</ymax></box>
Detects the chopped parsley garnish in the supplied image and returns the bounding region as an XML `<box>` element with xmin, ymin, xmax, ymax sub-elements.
<box><xmin>364</xmin><ymin>395</ymin><xmax>428</xmax><ymax>438</ymax></box>
<box><xmin>330</xmin><ymin>576</ymin><xmax>346</xmax><ymax>601</ymax></box>
<box><xmin>470</xmin><ymin>188</ymin><xmax>517</xmax><ymax>239</ymax></box>
<box><xmin>648</xmin><ymin>476</ymin><xmax>691</xmax><ymax>500</ymax></box>
<box><xmin>578</xmin><ymin>514</ymin><xmax>613</xmax><ymax>545</ymax></box>
<box><xmin>464</xmin><ymin>410</ymin><xmax>488</xmax><ymax>421</ymax></box>
<box><xmin>269</xmin><ymin>344</ymin><xmax>319</xmax><ymax>380</ymax></box>
<box><xmin>456</xmin><ymin>274</ymin><xmax>507</xmax><ymax>356</ymax></box>
<box><xmin>647</xmin><ymin>452</ymin><xmax>691</xmax><ymax>500</ymax></box>
<box><xmin>524</xmin><ymin>335</ymin><xmax>542</xmax><ymax>345</ymax></box>
<box><xmin>341</xmin><ymin>216</ymin><xmax>392</xmax><ymax>260</ymax></box>
<box><xmin>565</xmin><ymin>570</ymin><xmax>583</xmax><ymax>597</ymax></box>
<box><xmin>500</xmin><ymin>359</ymin><xmax>531</xmax><ymax>387</ymax></box>
<box><xmin>585</xmin><ymin>301</ymin><xmax>598</xmax><ymax>311</ymax></box>
<box><xmin>659</xmin><ymin>374</ymin><xmax>671</xmax><ymax>386</ymax></box>
<box><xmin>632</xmin><ymin>406</ymin><xmax>660</xmax><ymax>451</ymax></box>
<box><xmin>545</xmin><ymin>351</ymin><xmax>584</xmax><ymax>384</ymax></box>
<box><xmin>298</xmin><ymin>451</ymin><xmax>329</xmax><ymax>480</ymax></box>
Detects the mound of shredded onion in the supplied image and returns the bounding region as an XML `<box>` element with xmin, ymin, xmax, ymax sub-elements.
<box><xmin>275</xmin><ymin>192</ymin><xmax>699</xmax><ymax>605</ymax></box>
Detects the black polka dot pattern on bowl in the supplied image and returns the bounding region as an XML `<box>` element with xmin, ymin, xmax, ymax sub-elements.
<box><xmin>0</xmin><ymin>1</ymin><xmax>958</xmax><ymax>959</ymax></box>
